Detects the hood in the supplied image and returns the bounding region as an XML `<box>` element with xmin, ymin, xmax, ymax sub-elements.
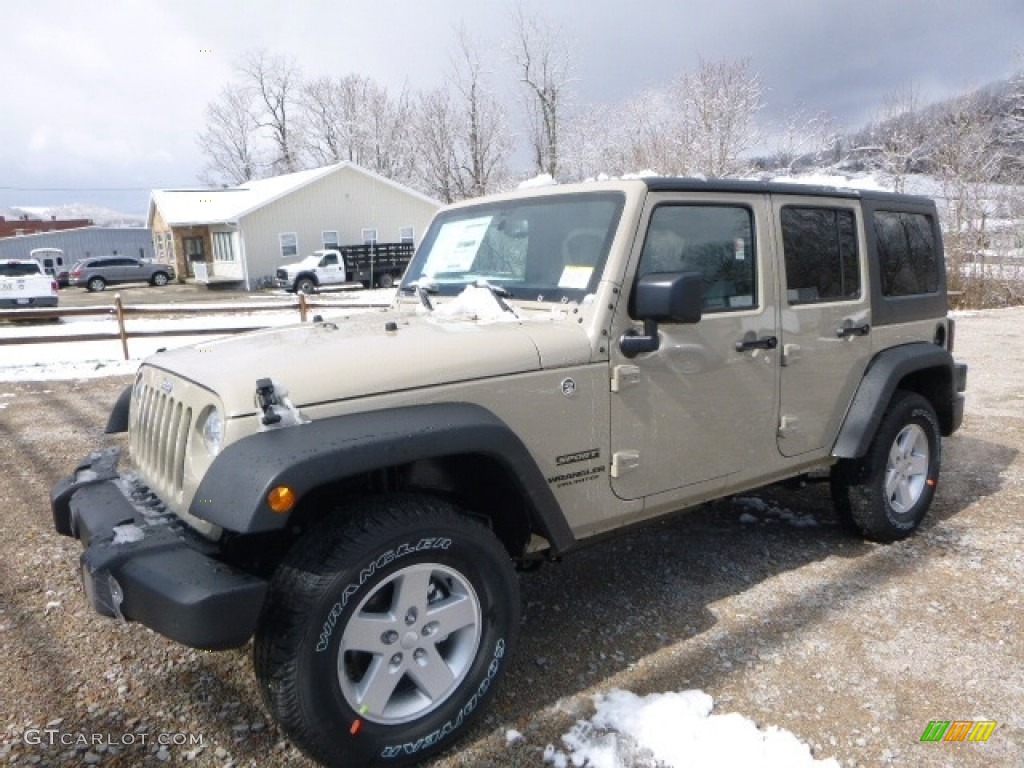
<box><xmin>280</xmin><ymin>256</ymin><xmax>318</xmax><ymax>271</ymax></box>
<box><xmin>145</xmin><ymin>309</ymin><xmax>593</xmax><ymax>418</ymax></box>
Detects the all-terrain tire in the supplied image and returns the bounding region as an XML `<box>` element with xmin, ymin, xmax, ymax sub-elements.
<box><xmin>831</xmin><ymin>390</ymin><xmax>941</xmax><ymax>542</ymax></box>
<box><xmin>254</xmin><ymin>494</ymin><xmax>519</xmax><ymax>768</ymax></box>
<box><xmin>295</xmin><ymin>276</ymin><xmax>317</xmax><ymax>294</ymax></box>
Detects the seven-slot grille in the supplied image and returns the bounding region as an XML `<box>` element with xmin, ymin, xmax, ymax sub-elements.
<box><xmin>130</xmin><ymin>381</ymin><xmax>193</xmax><ymax>501</ymax></box>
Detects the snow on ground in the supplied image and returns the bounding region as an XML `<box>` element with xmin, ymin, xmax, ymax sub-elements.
<box><xmin>541</xmin><ymin>689</ymin><xmax>838</xmax><ymax>768</ymax></box>
<box><xmin>0</xmin><ymin>291</ymin><xmax>391</xmax><ymax>381</ymax></box>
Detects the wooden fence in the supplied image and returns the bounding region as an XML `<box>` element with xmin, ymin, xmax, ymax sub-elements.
<box><xmin>0</xmin><ymin>293</ymin><xmax>389</xmax><ymax>360</ymax></box>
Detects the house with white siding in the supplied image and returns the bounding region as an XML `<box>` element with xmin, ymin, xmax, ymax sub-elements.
<box><xmin>148</xmin><ymin>163</ymin><xmax>440</xmax><ymax>291</ymax></box>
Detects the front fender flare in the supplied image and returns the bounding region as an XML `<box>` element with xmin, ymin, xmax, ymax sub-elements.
<box><xmin>189</xmin><ymin>402</ymin><xmax>575</xmax><ymax>553</ymax></box>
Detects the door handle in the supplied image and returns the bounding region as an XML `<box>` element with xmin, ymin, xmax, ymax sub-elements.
<box><xmin>836</xmin><ymin>324</ymin><xmax>870</xmax><ymax>338</ymax></box>
<box><xmin>735</xmin><ymin>335</ymin><xmax>778</xmax><ymax>352</ymax></box>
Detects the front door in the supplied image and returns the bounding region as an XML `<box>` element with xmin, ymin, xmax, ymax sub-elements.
<box><xmin>773</xmin><ymin>198</ymin><xmax>873</xmax><ymax>457</ymax></box>
<box><xmin>609</xmin><ymin>194</ymin><xmax>780</xmax><ymax>501</ymax></box>
<box><xmin>183</xmin><ymin>237</ymin><xmax>205</xmax><ymax>277</ymax></box>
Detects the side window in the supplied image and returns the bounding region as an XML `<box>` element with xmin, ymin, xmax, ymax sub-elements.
<box><xmin>320</xmin><ymin>253</ymin><xmax>338</xmax><ymax>267</ymax></box>
<box><xmin>279</xmin><ymin>233</ymin><xmax>298</xmax><ymax>259</ymax></box>
<box><xmin>637</xmin><ymin>205</ymin><xmax>756</xmax><ymax>312</ymax></box>
<box><xmin>873</xmin><ymin>211</ymin><xmax>939</xmax><ymax>296</ymax></box>
<box><xmin>781</xmin><ymin>206</ymin><xmax>860</xmax><ymax>304</ymax></box>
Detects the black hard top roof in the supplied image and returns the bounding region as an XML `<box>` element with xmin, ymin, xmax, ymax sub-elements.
<box><xmin>642</xmin><ymin>176</ymin><xmax>934</xmax><ymax>205</ymax></box>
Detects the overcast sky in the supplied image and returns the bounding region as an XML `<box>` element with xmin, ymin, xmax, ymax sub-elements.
<box><xmin>2</xmin><ymin>0</ymin><xmax>1021</xmax><ymax>215</ymax></box>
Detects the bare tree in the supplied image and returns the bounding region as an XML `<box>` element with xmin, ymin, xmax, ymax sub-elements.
<box><xmin>770</xmin><ymin>107</ymin><xmax>839</xmax><ymax>173</ymax></box>
<box><xmin>196</xmin><ymin>84</ymin><xmax>262</xmax><ymax>186</ymax></box>
<box><xmin>870</xmin><ymin>85</ymin><xmax>929</xmax><ymax>192</ymax></box>
<box><xmin>509</xmin><ymin>4</ymin><xmax>574</xmax><ymax>179</ymax></box>
<box><xmin>681</xmin><ymin>58</ymin><xmax>764</xmax><ymax>177</ymax></box>
<box><xmin>413</xmin><ymin>88</ymin><xmax>461</xmax><ymax>202</ymax></box>
<box><xmin>450</xmin><ymin>26</ymin><xmax>511</xmax><ymax>197</ymax></box>
<box><xmin>238</xmin><ymin>49</ymin><xmax>303</xmax><ymax>174</ymax></box>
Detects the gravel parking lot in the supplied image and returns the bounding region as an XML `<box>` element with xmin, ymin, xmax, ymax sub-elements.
<box><xmin>1</xmin><ymin>308</ymin><xmax>1021</xmax><ymax>767</ymax></box>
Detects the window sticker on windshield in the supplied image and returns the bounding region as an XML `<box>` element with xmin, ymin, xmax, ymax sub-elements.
<box><xmin>422</xmin><ymin>216</ymin><xmax>493</xmax><ymax>275</ymax></box>
<box><xmin>734</xmin><ymin>238</ymin><xmax>746</xmax><ymax>261</ymax></box>
<box><xmin>558</xmin><ymin>265</ymin><xmax>593</xmax><ymax>290</ymax></box>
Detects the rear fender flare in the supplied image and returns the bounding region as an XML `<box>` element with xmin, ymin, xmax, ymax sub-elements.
<box><xmin>832</xmin><ymin>343</ymin><xmax>954</xmax><ymax>459</ymax></box>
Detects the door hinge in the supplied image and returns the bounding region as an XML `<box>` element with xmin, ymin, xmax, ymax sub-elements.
<box><xmin>782</xmin><ymin>343</ymin><xmax>801</xmax><ymax>367</ymax></box>
<box><xmin>778</xmin><ymin>415</ymin><xmax>800</xmax><ymax>438</ymax></box>
<box><xmin>611</xmin><ymin>365</ymin><xmax>641</xmax><ymax>392</ymax></box>
<box><xmin>611</xmin><ymin>450</ymin><xmax>640</xmax><ymax>478</ymax></box>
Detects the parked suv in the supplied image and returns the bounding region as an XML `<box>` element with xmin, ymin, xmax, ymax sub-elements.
<box><xmin>68</xmin><ymin>256</ymin><xmax>174</xmax><ymax>291</ymax></box>
<box><xmin>52</xmin><ymin>179</ymin><xmax>966</xmax><ymax>767</ymax></box>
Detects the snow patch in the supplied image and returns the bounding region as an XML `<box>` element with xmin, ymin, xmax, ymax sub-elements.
<box><xmin>111</xmin><ymin>524</ymin><xmax>145</xmax><ymax>545</ymax></box>
<box><xmin>556</xmin><ymin>689</ymin><xmax>839</xmax><ymax>768</ymax></box>
<box><xmin>431</xmin><ymin>285</ymin><xmax>519</xmax><ymax>323</ymax></box>
<box><xmin>519</xmin><ymin>173</ymin><xmax>558</xmax><ymax>189</ymax></box>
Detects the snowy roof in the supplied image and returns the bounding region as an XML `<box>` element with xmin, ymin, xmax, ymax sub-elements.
<box><xmin>148</xmin><ymin>162</ymin><xmax>437</xmax><ymax>228</ymax></box>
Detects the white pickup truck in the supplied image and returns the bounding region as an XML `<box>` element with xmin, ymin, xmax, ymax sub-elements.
<box><xmin>0</xmin><ymin>259</ymin><xmax>59</xmax><ymax>310</ymax></box>
<box><xmin>274</xmin><ymin>249</ymin><xmax>352</xmax><ymax>294</ymax></box>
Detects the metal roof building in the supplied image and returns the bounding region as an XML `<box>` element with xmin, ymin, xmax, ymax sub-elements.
<box><xmin>0</xmin><ymin>226</ymin><xmax>153</xmax><ymax>264</ymax></box>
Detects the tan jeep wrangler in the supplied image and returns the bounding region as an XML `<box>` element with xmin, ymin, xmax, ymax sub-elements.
<box><xmin>52</xmin><ymin>178</ymin><xmax>967</xmax><ymax>767</ymax></box>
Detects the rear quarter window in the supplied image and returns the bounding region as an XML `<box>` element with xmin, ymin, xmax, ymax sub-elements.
<box><xmin>873</xmin><ymin>211</ymin><xmax>939</xmax><ymax>296</ymax></box>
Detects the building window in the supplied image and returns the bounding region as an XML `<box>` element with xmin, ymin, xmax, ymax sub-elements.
<box><xmin>361</xmin><ymin>228</ymin><xmax>378</xmax><ymax>245</ymax></box>
<box><xmin>399</xmin><ymin>227</ymin><xmax>414</xmax><ymax>244</ymax></box>
<box><xmin>323</xmin><ymin>230</ymin><xmax>339</xmax><ymax>249</ymax></box>
<box><xmin>280</xmin><ymin>232</ymin><xmax>298</xmax><ymax>258</ymax></box>
<box><xmin>213</xmin><ymin>232</ymin><xmax>235</xmax><ymax>262</ymax></box>
<box><xmin>165</xmin><ymin>233</ymin><xmax>175</xmax><ymax>262</ymax></box>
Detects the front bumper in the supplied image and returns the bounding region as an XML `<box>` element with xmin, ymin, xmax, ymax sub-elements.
<box><xmin>51</xmin><ymin>449</ymin><xmax>267</xmax><ymax>650</ymax></box>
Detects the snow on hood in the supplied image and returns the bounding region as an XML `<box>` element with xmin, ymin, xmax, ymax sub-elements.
<box><xmin>144</xmin><ymin>307</ymin><xmax>591</xmax><ymax>418</ymax></box>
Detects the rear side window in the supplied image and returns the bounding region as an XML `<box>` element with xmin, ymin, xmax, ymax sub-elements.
<box><xmin>638</xmin><ymin>205</ymin><xmax>756</xmax><ymax>312</ymax></box>
<box><xmin>781</xmin><ymin>206</ymin><xmax>860</xmax><ymax>304</ymax></box>
<box><xmin>873</xmin><ymin>211</ymin><xmax>939</xmax><ymax>296</ymax></box>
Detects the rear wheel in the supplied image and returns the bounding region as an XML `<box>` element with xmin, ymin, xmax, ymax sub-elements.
<box><xmin>377</xmin><ymin>273</ymin><xmax>395</xmax><ymax>289</ymax></box>
<box><xmin>86</xmin><ymin>276</ymin><xmax>106</xmax><ymax>292</ymax></box>
<box><xmin>254</xmin><ymin>494</ymin><xmax>519</xmax><ymax>768</ymax></box>
<box><xmin>831</xmin><ymin>391</ymin><xmax>941</xmax><ymax>542</ymax></box>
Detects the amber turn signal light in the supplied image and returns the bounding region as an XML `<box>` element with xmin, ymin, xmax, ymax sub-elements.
<box><xmin>267</xmin><ymin>486</ymin><xmax>297</xmax><ymax>513</ymax></box>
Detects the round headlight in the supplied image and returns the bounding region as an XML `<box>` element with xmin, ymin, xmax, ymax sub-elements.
<box><xmin>199</xmin><ymin>407</ymin><xmax>223</xmax><ymax>457</ymax></box>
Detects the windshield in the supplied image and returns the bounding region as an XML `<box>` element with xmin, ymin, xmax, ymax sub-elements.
<box><xmin>402</xmin><ymin>191</ymin><xmax>625</xmax><ymax>301</ymax></box>
<box><xmin>0</xmin><ymin>262</ymin><xmax>43</xmax><ymax>277</ymax></box>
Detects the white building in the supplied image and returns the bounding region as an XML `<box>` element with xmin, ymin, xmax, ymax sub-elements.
<box><xmin>149</xmin><ymin>163</ymin><xmax>440</xmax><ymax>290</ymax></box>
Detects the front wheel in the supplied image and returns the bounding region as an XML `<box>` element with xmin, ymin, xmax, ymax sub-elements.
<box><xmin>831</xmin><ymin>391</ymin><xmax>941</xmax><ymax>542</ymax></box>
<box><xmin>150</xmin><ymin>271</ymin><xmax>169</xmax><ymax>286</ymax></box>
<box><xmin>254</xmin><ymin>495</ymin><xmax>520</xmax><ymax>768</ymax></box>
<box><xmin>295</xmin><ymin>277</ymin><xmax>316</xmax><ymax>294</ymax></box>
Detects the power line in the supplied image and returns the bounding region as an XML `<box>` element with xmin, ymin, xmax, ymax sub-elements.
<box><xmin>0</xmin><ymin>185</ymin><xmax>192</xmax><ymax>192</ymax></box>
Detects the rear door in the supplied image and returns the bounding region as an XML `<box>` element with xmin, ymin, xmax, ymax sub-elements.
<box><xmin>609</xmin><ymin>193</ymin><xmax>780</xmax><ymax>500</ymax></box>
<box><xmin>773</xmin><ymin>196</ymin><xmax>873</xmax><ymax>457</ymax></box>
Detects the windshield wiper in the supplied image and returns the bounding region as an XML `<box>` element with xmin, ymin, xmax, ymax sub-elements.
<box><xmin>402</xmin><ymin>278</ymin><xmax>439</xmax><ymax>311</ymax></box>
<box><xmin>474</xmin><ymin>279</ymin><xmax>516</xmax><ymax>315</ymax></box>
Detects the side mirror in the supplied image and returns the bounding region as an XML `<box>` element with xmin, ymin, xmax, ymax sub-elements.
<box><xmin>620</xmin><ymin>272</ymin><xmax>703</xmax><ymax>358</ymax></box>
